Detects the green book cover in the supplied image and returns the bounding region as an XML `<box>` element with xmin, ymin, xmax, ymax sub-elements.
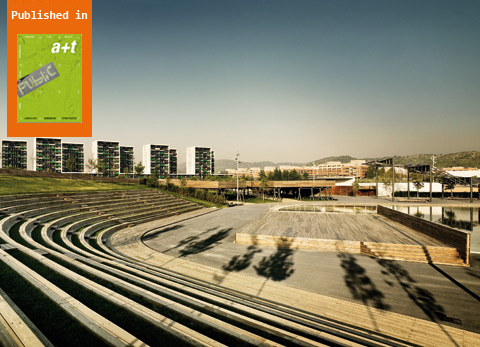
<box><xmin>17</xmin><ymin>34</ymin><xmax>82</xmax><ymax>123</ymax></box>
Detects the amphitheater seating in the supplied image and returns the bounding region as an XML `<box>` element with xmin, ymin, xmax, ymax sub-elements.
<box><xmin>0</xmin><ymin>189</ymin><xmax>476</xmax><ymax>347</ymax></box>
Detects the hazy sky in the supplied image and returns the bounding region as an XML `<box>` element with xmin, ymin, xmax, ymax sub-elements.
<box><xmin>1</xmin><ymin>0</ymin><xmax>479</xmax><ymax>164</ymax></box>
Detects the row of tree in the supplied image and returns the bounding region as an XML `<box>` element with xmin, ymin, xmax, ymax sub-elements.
<box><xmin>259</xmin><ymin>168</ymin><xmax>309</xmax><ymax>181</ymax></box>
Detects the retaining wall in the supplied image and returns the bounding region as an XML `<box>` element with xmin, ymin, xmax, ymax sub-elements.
<box><xmin>235</xmin><ymin>233</ymin><xmax>361</xmax><ymax>253</ymax></box>
<box><xmin>377</xmin><ymin>205</ymin><xmax>470</xmax><ymax>265</ymax></box>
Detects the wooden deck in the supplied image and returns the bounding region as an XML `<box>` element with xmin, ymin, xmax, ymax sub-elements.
<box><xmin>239</xmin><ymin>211</ymin><xmax>448</xmax><ymax>247</ymax></box>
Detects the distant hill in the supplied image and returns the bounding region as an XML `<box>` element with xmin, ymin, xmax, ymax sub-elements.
<box><xmin>383</xmin><ymin>151</ymin><xmax>480</xmax><ymax>168</ymax></box>
<box><xmin>314</xmin><ymin>151</ymin><xmax>480</xmax><ymax>168</ymax></box>
<box><xmin>307</xmin><ymin>155</ymin><xmax>358</xmax><ymax>166</ymax></box>
<box><xmin>214</xmin><ymin>159</ymin><xmax>304</xmax><ymax>173</ymax></box>
<box><xmin>176</xmin><ymin>151</ymin><xmax>479</xmax><ymax>174</ymax></box>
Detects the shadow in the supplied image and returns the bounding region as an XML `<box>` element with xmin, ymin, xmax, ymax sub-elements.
<box><xmin>143</xmin><ymin>224</ymin><xmax>183</xmax><ymax>241</ymax></box>
<box><xmin>428</xmin><ymin>263</ymin><xmax>480</xmax><ymax>303</ymax></box>
<box><xmin>466</xmin><ymin>269</ymin><xmax>480</xmax><ymax>280</ymax></box>
<box><xmin>377</xmin><ymin>258</ymin><xmax>461</xmax><ymax>346</ymax></box>
<box><xmin>179</xmin><ymin>228</ymin><xmax>231</xmax><ymax>257</ymax></box>
<box><xmin>338</xmin><ymin>253</ymin><xmax>390</xmax><ymax>310</ymax></box>
<box><xmin>163</xmin><ymin>226</ymin><xmax>219</xmax><ymax>253</ymax></box>
<box><xmin>222</xmin><ymin>245</ymin><xmax>262</xmax><ymax>272</ymax></box>
<box><xmin>254</xmin><ymin>242</ymin><xmax>295</xmax><ymax>295</ymax></box>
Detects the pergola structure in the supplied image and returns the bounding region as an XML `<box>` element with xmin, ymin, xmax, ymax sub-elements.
<box><xmin>365</xmin><ymin>158</ymin><xmax>395</xmax><ymax>201</ymax></box>
<box><xmin>406</xmin><ymin>164</ymin><xmax>479</xmax><ymax>203</ymax></box>
<box><xmin>158</xmin><ymin>178</ymin><xmax>345</xmax><ymax>201</ymax></box>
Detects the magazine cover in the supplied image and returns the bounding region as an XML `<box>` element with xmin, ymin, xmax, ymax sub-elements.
<box><xmin>17</xmin><ymin>34</ymin><xmax>82</xmax><ymax>123</ymax></box>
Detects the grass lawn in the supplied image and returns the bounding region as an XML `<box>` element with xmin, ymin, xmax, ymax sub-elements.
<box><xmin>0</xmin><ymin>174</ymin><xmax>148</xmax><ymax>196</ymax></box>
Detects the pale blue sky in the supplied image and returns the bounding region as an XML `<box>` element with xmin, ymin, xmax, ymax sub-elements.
<box><xmin>1</xmin><ymin>0</ymin><xmax>479</xmax><ymax>164</ymax></box>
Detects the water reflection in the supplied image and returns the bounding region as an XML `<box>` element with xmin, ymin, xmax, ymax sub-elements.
<box><xmin>390</xmin><ymin>206</ymin><xmax>479</xmax><ymax>252</ymax></box>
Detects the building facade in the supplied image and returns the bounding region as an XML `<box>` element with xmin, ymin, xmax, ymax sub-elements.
<box><xmin>62</xmin><ymin>143</ymin><xmax>84</xmax><ymax>173</ymax></box>
<box><xmin>35</xmin><ymin>138</ymin><xmax>62</xmax><ymax>172</ymax></box>
<box><xmin>169</xmin><ymin>148</ymin><xmax>177</xmax><ymax>175</ymax></box>
<box><xmin>226</xmin><ymin>160</ymin><xmax>369</xmax><ymax>179</ymax></box>
<box><xmin>143</xmin><ymin>144</ymin><xmax>170</xmax><ymax>177</ymax></box>
<box><xmin>1</xmin><ymin>140</ymin><xmax>28</xmax><ymax>170</ymax></box>
<box><xmin>92</xmin><ymin>141</ymin><xmax>120</xmax><ymax>177</ymax></box>
<box><xmin>120</xmin><ymin>146</ymin><xmax>134</xmax><ymax>175</ymax></box>
<box><xmin>186</xmin><ymin>146</ymin><xmax>215</xmax><ymax>176</ymax></box>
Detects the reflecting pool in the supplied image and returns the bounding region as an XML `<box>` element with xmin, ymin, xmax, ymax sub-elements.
<box><xmin>390</xmin><ymin>206</ymin><xmax>480</xmax><ymax>253</ymax></box>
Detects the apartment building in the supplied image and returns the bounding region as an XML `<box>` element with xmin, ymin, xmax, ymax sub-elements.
<box><xmin>92</xmin><ymin>141</ymin><xmax>120</xmax><ymax>177</ymax></box>
<box><xmin>169</xmin><ymin>148</ymin><xmax>177</xmax><ymax>175</ymax></box>
<box><xmin>1</xmin><ymin>140</ymin><xmax>28</xmax><ymax>170</ymax></box>
<box><xmin>143</xmin><ymin>144</ymin><xmax>170</xmax><ymax>177</ymax></box>
<box><xmin>35</xmin><ymin>138</ymin><xmax>62</xmax><ymax>172</ymax></box>
<box><xmin>186</xmin><ymin>146</ymin><xmax>215</xmax><ymax>176</ymax></box>
<box><xmin>120</xmin><ymin>146</ymin><xmax>135</xmax><ymax>175</ymax></box>
<box><xmin>62</xmin><ymin>143</ymin><xmax>84</xmax><ymax>173</ymax></box>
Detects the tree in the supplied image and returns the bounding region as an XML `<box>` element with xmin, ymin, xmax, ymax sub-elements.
<box><xmin>147</xmin><ymin>170</ymin><xmax>159</xmax><ymax>188</ymax></box>
<box><xmin>123</xmin><ymin>166</ymin><xmax>131</xmax><ymax>180</ymax></box>
<box><xmin>86</xmin><ymin>158</ymin><xmax>96</xmax><ymax>180</ymax></box>
<box><xmin>366</xmin><ymin>166</ymin><xmax>376</xmax><ymax>179</ymax></box>
<box><xmin>180</xmin><ymin>177</ymin><xmax>187</xmax><ymax>195</ymax></box>
<box><xmin>134</xmin><ymin>162</ymin><xmax>144</xmax><ymax>185</ymax></box>
<box><xmin>382</xmin><ymin>176</ymin><xmax>392</xmax><ymax>197</ymax></box>
<box><xmin>352</xmin><ymin>181</ymin><xmax>360</xmax><ymax>197</ymax></box>
<box><xmin>445</xmin><ymin>181</ymin><xmax>455</xmax><ymax>199</ymax></box>
<box><xmin>165</xmin><ymin>174</ymin><xmax>171</xmax><ymax>189</ymax></box>
<box><xmin>65</xmin><ymin>155</ymin><xmax>76</xmax><ymax>181</ymax></box>
<box><xmin>259</xmin><ymin>177</ymin><xmax>268</xmax><ymax>201</ymax></box>
<box><xmin>259</xmin><ymin>169</ymin><xmax>267</xmax><ymax>180</ymax></box>
<box><xmin>272</xmin><ymin>167</ymin><xmax>282</xmax><ymax>181</ymax></box>
<box><xmin>302</xmin><ymin>172</ymin><xmax>309</xmax><ymax>180</ymax></box>
<box><xmin>96</xmin><ymin>159</ymin><xmax>104</xmax><ymax>177</ymax></box>
<box><xmin>412</xmin><ymin>179</ymin><xmax>424</xmax><ymax>198</ymax></box>
<box><xmin>86</xmin><ymin>158</ymin><xmax>102</xmax><ymax>180</ymax></box>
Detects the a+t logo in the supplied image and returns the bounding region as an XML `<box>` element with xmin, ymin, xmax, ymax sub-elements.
<box><xmin>51</xmin><ymin>40</ymin><xmax>78</xmax><ymax>54</ymax></box>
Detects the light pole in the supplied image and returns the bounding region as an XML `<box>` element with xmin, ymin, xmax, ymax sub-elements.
<box><xmin>236</xmin><ymin>152</ymin><xmax>240</xmax><ymax>203</ymax></box>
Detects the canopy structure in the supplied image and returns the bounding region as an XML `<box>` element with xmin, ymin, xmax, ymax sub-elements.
<box><xmin>406</xmin><ymin>163</ymin><xmax>479</xmax><ymax>203</ymax></box>
<box><xmin>365</xmin><ymin>158</ymin><xmax>396</xmax><ymax>201</ymax></box>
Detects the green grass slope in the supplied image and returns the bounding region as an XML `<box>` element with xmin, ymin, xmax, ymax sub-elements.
<box><xmin>0</xmin><ymin>174</ymin><xmax>147</xmax><ymax>196</ymax></box>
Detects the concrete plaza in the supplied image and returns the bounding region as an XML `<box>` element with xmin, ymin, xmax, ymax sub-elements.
<box><xmin>140</xmin><ymin>198</ymin><xmax>480</xmax><ymax>335</ymax></box>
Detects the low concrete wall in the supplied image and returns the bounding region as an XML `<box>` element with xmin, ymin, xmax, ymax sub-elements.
<box><xmin>235</xmin><ymin>233</ymin><xmax>361</xmax><ymax>253</ymax></box>
<box><xmin>377</xmin><ymin>205</ymin><xmax>470</xmax><ymax>265</ymax></box>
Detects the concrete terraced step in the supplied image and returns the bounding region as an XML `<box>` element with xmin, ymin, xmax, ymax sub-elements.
<box><xmin>361</xmin><ymin>242</ymin><xmax>466</xmax><ymax>266</ymax></box>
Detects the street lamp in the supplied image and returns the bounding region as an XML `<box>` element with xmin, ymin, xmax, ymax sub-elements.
<box><xmin>235</xmin><ymin>152</ymin><xmax>240</xmax><ymax>203</ymax></box>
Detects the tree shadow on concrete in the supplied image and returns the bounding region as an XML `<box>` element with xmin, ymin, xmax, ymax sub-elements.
<box><xmin>163</xmin><ymin>226</ymin><xmax>219</xmax><ymax>253</ymax></box>
<box><xmin>254</xmin><ymin>242</ymin><xmax>295</xmax><ymax>296</ymax></box>
<box><xmin>213</xmin><ymin>236</ymin><xmax>262</xmax><ymax>285</ymax></box>
<box><xmin>179</xmin><ymin>228</ymin><xmax>232</xmax><ymax>257</ymax></box>
<box><xmin>338</xmin><ymin>253</ymin><xmax>390</xmax><ymax>310</ymax></box>
<box><xmin>377</xmin><ymin>259</ymin><xmax>446</xmax><ymax>321</ymax></box>
<box><xmin>377</xmin><ymin>259</ymin><xmax>461</xmax><ymax>346</ymax></box>
<box><xmin>143</xmin><ymin>224</ymin><xmax>183</xmax><ymax>241</ymax></box>
<box><xmin>223</xmin><ymin>245</ymin><xmax>262</xmax><ymax>272</ymax></box>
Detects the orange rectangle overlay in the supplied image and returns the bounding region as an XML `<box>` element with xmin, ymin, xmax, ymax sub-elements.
<box><xmin>7</xmin><ymin>0</ymin><xmax>92</xmax><ymax>137</ymax></box>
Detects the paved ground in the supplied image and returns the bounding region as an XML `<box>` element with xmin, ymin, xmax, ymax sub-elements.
<box><xmin>280</xmin><ymin>195</ymin><xmax>480</xmax><ymax>207</ymax></box>
<box><xmin>240</xmin><ymin>211</ymin><xmax>448</xmax><ymax>246</ymax></box>
<box><xmin>143</xmin><ymin>201</ymin><xmax>480</xmax><ymax>334</ymax></box>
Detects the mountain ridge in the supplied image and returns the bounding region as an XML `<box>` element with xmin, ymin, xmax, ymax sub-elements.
<box><xmin>179</xmin><ymin>151</ymin><xmax>480</xmax><ymax>173</ymax></box>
